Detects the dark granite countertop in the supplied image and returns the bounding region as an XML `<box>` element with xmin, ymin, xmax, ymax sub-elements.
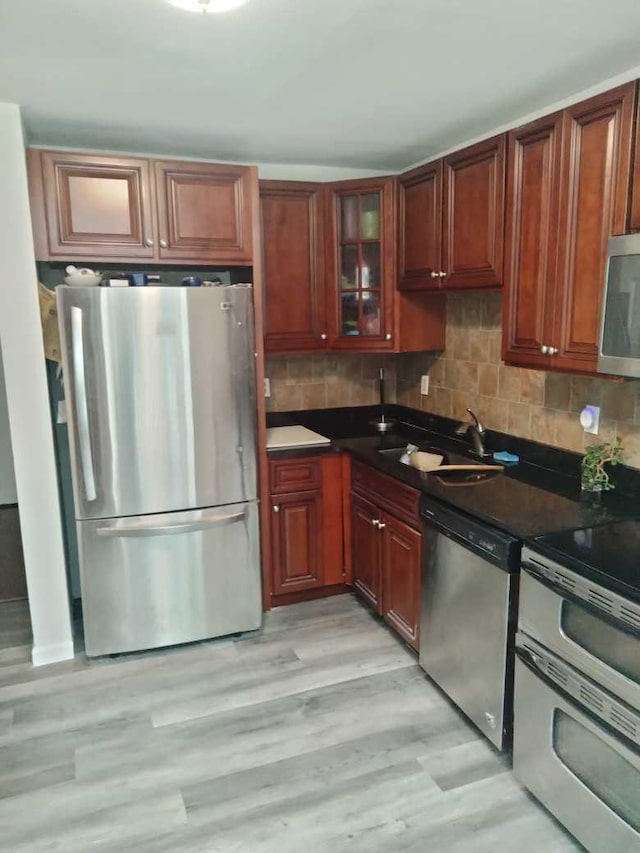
<box><xmin>267</xmin><ymin>405</ymin><xmax>640</xmax><ymax>539</ymax></box>
<box><xmin>529</xmin><ymin>520</ymin><xmax>640</xmax><ymax>605</ymax></box>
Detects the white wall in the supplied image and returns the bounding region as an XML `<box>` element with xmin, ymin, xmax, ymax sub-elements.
<box><xmin>0</xmin><ymin>103</ymin><xmax>73</xmax><ymax>666</ymax></box>
<box><xmin>0</xmin><ymin>344</ymin><xmax>17</xmax><ymax>505</ymax></box>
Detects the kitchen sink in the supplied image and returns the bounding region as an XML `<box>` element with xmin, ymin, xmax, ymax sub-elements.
<box><xmin>377</xmin><ymin>444</ymin><xmax>503</xmax><ymax>486</ymax></box>
<box><xmin>377</xmin><ymin>446</ymin><xmax>450</xmax><ymax>465</ymax></box>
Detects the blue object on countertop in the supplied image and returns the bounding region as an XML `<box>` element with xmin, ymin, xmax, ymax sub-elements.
<box><xmin>493</xmin><ymin>450</ymin><xmax>520</xmax><ymax>465</ymax></box>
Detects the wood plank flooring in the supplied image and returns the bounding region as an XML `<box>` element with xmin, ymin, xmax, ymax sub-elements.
<box><xmin>0</xmin><ymin>595</ymin><xmax>582</xmax><ymax>852</ymax></box>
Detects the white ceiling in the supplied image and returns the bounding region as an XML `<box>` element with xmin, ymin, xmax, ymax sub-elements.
<box><xmin>1</xmin><ymin>0</ymin><xmax>640</xmax><ymax>171</ymax></box>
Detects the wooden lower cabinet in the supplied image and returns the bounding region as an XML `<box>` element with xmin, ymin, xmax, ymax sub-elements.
<box><xmin>381</xmin><ymin>514</ymin><xmax>421</xmax><ymax>648</ymax></box>
<box><xmin>350</xmin><ymin>463</ymin><xmax>421</xmax><ymax>650</ymax></box>
<box><xmin>271</xmin><ymin>489</ymin><xmax>323</xmax><ymax>595</ymax></box>
<box><xmin>351</xmin><ymin>494</ymin><xmax>382</xmax><ymax>611</ymax></box>
<box><xmin>268</xmin><ymin>454</ymin><xmax>344</xmax><ymax>603</ymax></box>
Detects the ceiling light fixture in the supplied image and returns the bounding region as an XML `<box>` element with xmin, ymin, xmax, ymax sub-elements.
<box><xmin>168</xmin><ymin>0</ymin><xmax>248</xmax><ymax>12</ymax></box>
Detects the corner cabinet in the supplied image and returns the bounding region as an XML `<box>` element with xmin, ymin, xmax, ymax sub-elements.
<box><xmin>268</xmin><ymin>454</ymin><xmax>344</xmax><ymax>604</ymax></box>
<box><xmin>504</xmin><ymin>83</ymin><xmax>636</xmax><ymax>373</ymax></box>
<box><xmin>27</xmin><ymin>149</ymin><xmax>255</xmax><ymax>265</ymax></box>
<box><xmin>442</xmin><ymin>135</ymin><xmax>506</xmax><ymax>290</ymax></box>
<box><xmin>260</xmin><ymin>181</ymin><xmax>326</xmax><ymax>352</ymax></box>
<box><xmin>350</xmin><ymin>461</ymin><xmax>421</xmax><ymax>651</ymax></box>
<box><xmin>398</xmin><ymin>160</ymin><xmax>443</xmax><ymax>291</ymax></box>
<box><xmin>325</xmin><ymin>177</ymin><xmax>396</xmax><ymax>350</ymax></box>
<box><xmin>397</xmin><ymin>135</ymin><xmax>506</xmax><ymax>292</ymax></box>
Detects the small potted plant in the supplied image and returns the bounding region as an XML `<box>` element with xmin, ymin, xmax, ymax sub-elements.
<box><xmin>581</xmin><ymin>439</ymin><xmax>624</xmax><ymax>495</ymax></box>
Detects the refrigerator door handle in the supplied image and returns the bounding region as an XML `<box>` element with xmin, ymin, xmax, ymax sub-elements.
<box><xmin>96</xmin><ymin>508</ymin><xmax>247</xmax><ymax>538</ymax></box>
<box><xmin>71</xmin><ymin>306</ymin><xmax>97</xmax><ymax>502</ymax></box>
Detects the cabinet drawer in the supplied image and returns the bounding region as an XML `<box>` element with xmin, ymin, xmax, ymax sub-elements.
<box><xmin>351</xmin><ymin>460</ymin><xmax>420</xmax><ymax>529</ymax></box>
<box><xmin>270</xmin><ymin>457</ymin><xmax>321</xmax><ymax>495</ymax></box>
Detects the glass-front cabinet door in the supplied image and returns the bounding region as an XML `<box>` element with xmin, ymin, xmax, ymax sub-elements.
<box><xmin>327</xmin><ymin>178</ymin><xmax>395</xmax><ymax>350</ymax></box>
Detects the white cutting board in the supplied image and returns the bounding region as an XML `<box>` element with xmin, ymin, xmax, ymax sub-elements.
<box><xmin>266</xmin><ymin>425</ymin><xmax>331</xmax><ymax>451</ymax></box>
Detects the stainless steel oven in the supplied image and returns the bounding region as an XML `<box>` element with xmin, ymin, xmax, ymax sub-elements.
<box><xmin>514</xmin><ymin>546</ymin><xmax>640</xmax><ymax>852</ymax></box>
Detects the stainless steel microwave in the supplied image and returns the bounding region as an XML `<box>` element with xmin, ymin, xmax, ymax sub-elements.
<box><xmin>599</xmin><ymin>234</ymin><xmax>640</xmax><ymax>377</ymax></box>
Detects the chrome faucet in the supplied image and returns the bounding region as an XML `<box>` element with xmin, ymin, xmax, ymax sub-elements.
<box><xmin>455</xmin><ymin>408</ymin><xmax>492</xmax><ymax>458</ymax></box>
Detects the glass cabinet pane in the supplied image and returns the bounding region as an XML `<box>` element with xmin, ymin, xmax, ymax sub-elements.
<box><xmin>361</xmin><ymin>291</ymin><xmax>381</xmax><ymax>336</ymax></box>
<box><xmin>340</xmin><ymin>245</ymin><xmax>358</xmax><ymax>290</ymax></box>
<box><xmin>360</xmin><ymin>193</ymin><xmax>380</xmax><ymax>240</ymax></box>
<box><xmin>341</xmin><ymin>292</ymin><xmax>359</xmax><ymax>336</ymax></box>
<box><xmin>361</xmin><ymin>243</ymin><xmax>381</xmax><ymax>289</ymax></box>
<box><xmin>341</xmin><ymin>196</ymin><xmax>358</xmax><ymax>241</ymax></box>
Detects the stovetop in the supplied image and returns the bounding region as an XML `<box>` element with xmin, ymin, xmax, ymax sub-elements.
<box><xmin>530</xmin><ymin>519</ymin><xmax>640</xmax><ymax>604</ymax></box>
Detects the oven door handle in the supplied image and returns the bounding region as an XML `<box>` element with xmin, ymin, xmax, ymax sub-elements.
<box><xmin>522</xmin><ymin>563</ymin><xmax>640</xmax><ymax>641</ymax></box>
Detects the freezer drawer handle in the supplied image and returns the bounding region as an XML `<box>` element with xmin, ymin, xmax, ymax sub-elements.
<box><xmin>71</xmin><ymin>306</ymin><xmax>97</xmax><ymax>502</ymax></box>
<box><xmin>96</xmin><ymin>509</ymin><xmax>246</xmax><ymax>538</ymax></box>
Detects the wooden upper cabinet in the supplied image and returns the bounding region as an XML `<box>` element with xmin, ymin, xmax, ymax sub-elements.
<box><xmin>630</xmin><ymin>92</ymin><xmax>640</xmax><ymax>233</ymax></box>
<box><xmin>398</xmin><ymin>161</ymin><xmax>443</xmax><ymax>290</ymax></box>
<box><xmin>325</xmin><ymin>177</ymin><xmax>396</xmax><ymax>350</ymax></box>
<box><xmin>260</xmin><ymin>181</ymin><xmax>326</xmax><ymax>353</ymax></box>
<box><xmin>31</xmin><ymin>150</ymin><xmax>155</xmax><ymax>259</ymax></box>
<box><xmin>503</xmin><ymin>112</ymin><xmax>564</xmax><ymax>367</ymax></box>
<box><xmin>442</xmin><ymin>135</ymin><xmax>506</xmax><ymax>289</ymax></box>
<box><xmin>154</xmin><ymin>161</ymin><xmax>253</xmax><ymax>263</ymax></box>
<box><xmin>552</xmin><ymin>83</ymin><xmax>636</xmax><ymax>372</ymax></box>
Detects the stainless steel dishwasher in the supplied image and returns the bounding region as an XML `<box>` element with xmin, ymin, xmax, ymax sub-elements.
<box><xmin>419</xmin><ymin>495</ymin><xmax>520</xmax><ymax>750</ymax></box>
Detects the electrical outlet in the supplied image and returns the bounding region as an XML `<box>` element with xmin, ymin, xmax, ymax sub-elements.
<box><xmin>420</xmin><ymin>375</ymin><xmax>430</xmax><ymax>396</ymax></box>
<box><xmin>580</xmin><ymin>405</ymin><xmax>600</xmax><ymax>435</ymax></box>
<box><xmin>264</xmin><ymin>377</ymin><xmax>271</xmax><ymax>398</ymax></box>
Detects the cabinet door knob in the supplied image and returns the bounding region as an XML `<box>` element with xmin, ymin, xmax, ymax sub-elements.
<box><xmin>439</xmin><ymin>271</ymin><xmax>447</xmax><ymax>278</ymax></box>
<box><xmin>272</xmin><ymin>505</ymin><xmax>280</xmax><ymax>513</ymax></box>
<box><xmin>372</xmin><ymin>519</ymin><xmax>380</xmax><ymax>528</ymax></box>
<box><xmin>540</xmin><ymin>345</ymin><xmax>549</xmax><ymax>355</ymax></box>
<box><xmin>145</xmin><ymin>238</ymin><xmax>154</xmax><ymax>247</ymax></box>
<box><xmin>385</xmin><ymin>333</ymin><xmax>392</xmax><ymax>341</ymax></box>
<box><xmin>159</xmin><ymin>239</ymin><xmax>168</xmax><ymax>249</ymax></box>
<box><xmin>430</xmin><ymin>271</ymin><xmax>439</xmax><ymax>279</ymax></box>
<box><xmin>377</xmin><ymin>522</ymin><xmax>386</xmax><ymax>530</ymax></box>
<box><xmin>320</xmin><ymin>333</ymin><xmax>327</xmax><ymax>341</ymax></box>
<box><xmin>548</xmin><ymin>346</ymin><xmax>558</xmax><ymax>356</ymax></box>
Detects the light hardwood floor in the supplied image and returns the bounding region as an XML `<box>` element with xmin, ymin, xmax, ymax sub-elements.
<box><xmin>0</xmin><ymin>595</ymin><xmax>582</xmax><ymax>852</ymax></box>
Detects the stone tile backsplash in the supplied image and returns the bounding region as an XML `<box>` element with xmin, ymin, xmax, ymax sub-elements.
<box><xmin>266</xmin><ymin>353</ymin><xmax>396</xmax><ymax>412</ymax></box>
<box><xmin>266</xmin><ymin>292</ymin><xmax>640</xmax><ymax>469</ymax></box>
<box><xmin>396</xmin><ymin>293</ymin><xmax>640</xmax><ymax>469</ymax></box>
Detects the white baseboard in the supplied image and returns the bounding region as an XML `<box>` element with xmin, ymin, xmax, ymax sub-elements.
<box><xmin>31</xmin><ymin>641</ymin><xmax>75</xmax><ymax>667</ymax></box>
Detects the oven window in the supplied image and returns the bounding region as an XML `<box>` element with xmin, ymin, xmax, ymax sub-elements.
<box><xmin>602</xmin><ymin>255</ymin><xmax>640</xmax><ymax>358</ymax></box>
<box><xmin>554</xmin><ymin>710</ymin><xmax>640</xmax><ymax>831</ymax></box>
<box><xmin>561</xmin><ymin>600</ymin><xmax>640</xmax><ymax>684</ymax></box>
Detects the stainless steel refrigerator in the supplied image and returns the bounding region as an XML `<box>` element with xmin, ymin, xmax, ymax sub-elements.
<box><xmin>57</xmin><ymin>285</ymin><xmax>262</xmax><ymax>656</ymax></box>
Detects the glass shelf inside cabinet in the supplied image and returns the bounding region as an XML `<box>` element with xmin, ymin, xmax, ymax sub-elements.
<box><xmin>338</xmin><ymin>191</ymin><xmax>382</xmax><ymax>337</ymax></box>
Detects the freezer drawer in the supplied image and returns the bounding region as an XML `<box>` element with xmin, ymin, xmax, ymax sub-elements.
<box><xmin>77</xmin><ymin>501</ymin><xmax>261</xmax><ymax>656</ymax></box>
